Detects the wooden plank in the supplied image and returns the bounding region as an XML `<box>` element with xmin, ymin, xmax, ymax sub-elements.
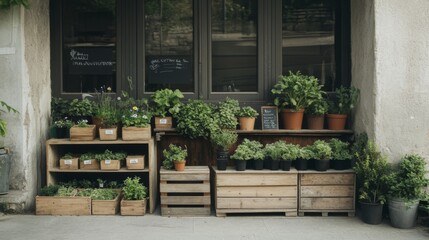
<box><xmin>217</xmin><ymin>174</ymin><xmax>297</xmax><ymax>186</ymax></box>
<box><xmin>300</xmin><ymin>197</ymin><xmax>354</xmax><ymax>210</ymax></box>
<box><xmin>35</xmin><ymin>196</ymin><xmax>91</xmax><ymax>216</ymax></box>
<box><xmin>122</xmin><ymin>126</ymin><xmax>151</xmax><ymax>141</ymax></box>
<box><xmin>149</xmin><ymin>139</ymin><xmax>157</xmax><ymax>214</ymax></box>
<box><xmin>70</xmin><ymin>125</ymin><xmax>96</xmax><ymax>141</ymax></box>
<box><xmin>160</xmin><ymin>173</ymin><xmax>209</xmax><ymax>181</ymax></box>
<box><xmin>215</xmin><ymin>208</ymin><xmax>297</xmax><ymax>217</ymax></box>
<box><xmin>161</xmin><ymin>195</ymin><xmax>210</xmax><ymax>205</ymax></box>
<box><xmin>300</xmin><ymin>173</ymin><xmax>354</xmax><ymax>185</ymax></box>
<box><xmin>160</xmin><ymin>183</ymin><xmax>210</xmax><ymax>193</ymax></box>
<box><xmin>217</xmin><ymin>197</ymin><xmax>297</xmax><ymax>209</ymax></box>
<box><xmin>120</xmin><ymin>199</ymin><xmax>146</xmax><ymax>216</ymax></box>
<box><xmin>92</xmin><ymin>195</ymin><xmax>120</xmax><ymax>215</ymax></box>
<box><xmin>300</xmin><ymin>186</ymin><xmax>354</xmax><ymax>197</ymax></box>
<box><xmin>161</xmin><ymin>207</ymin><xmax>211</xmax><ymax>216</ymax></box>
<box><xmin>217</xmin><ymin>186</ymin><xmax>297</xmax><ymax>198</ymax></box>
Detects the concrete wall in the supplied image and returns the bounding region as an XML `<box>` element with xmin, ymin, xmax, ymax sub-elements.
<box><xmin>0</xmin><ymin>0</ymin><xmax>50</xmax><ymax>211</ymax></box>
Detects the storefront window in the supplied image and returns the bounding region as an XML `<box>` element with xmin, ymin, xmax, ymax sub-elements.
<box><xmin>211</xmin><ymin>0</ymin><xmax>258</xmax><ymax>92</ymax></box>
<box><xmin>144</xmin><ymin>0</ymin><xmax>194</xmax><ymax>92</ymax></box>
<box><xmin>282</xmin><ymin>0</ymin><xmax>336</xmax><ymax>91</ymax></box>
<box><xmin>62</xmin><ymin>0</ymin><xmax>117</xmax><ymax>93</ymax></box>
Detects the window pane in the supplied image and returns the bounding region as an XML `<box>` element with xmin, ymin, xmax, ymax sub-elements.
<box><xmin>144</xmin><ymin>0</ymin><xmax>194</xmax><ymax>92</ymax></box>
<box><xmin>211</xmin><ymin>0</ymin><xmax>258</xmax><ymax>92</ymax></box>
<box><xmin>282</xmin><ymin>0</ymin><xmax>336</xmax><ymax>91</ymax></box>
<box><xmin>62</xmin><ymin>0</ymin><xmax>117</xmax><ymax>93</ymax></box>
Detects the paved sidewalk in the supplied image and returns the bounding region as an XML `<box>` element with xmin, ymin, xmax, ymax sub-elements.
<box><xmin>1</xmin><ymin>213</ymin><xmax>428</xmax><ymax>240</ymax></box>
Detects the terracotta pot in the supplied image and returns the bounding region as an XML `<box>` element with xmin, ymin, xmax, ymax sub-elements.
<box><xmin>326</xmin><ymin>114</ymin><xmax>348</xmax><ymax>130</ymax></box>
<box><xmin>280</xmin><ymin>109</ymin><xmax>304</xmax><ymax>129</ymax></box>
<box><xmin>307</xmin><ymin>114</ymin><xmax>325</xmax><ymax>130</ymax></box>
<box><xmin>239</xmin><ymin>117</ymin><xmax>255</xmax><ymax>130</ymax></box>
<box><xmin>174</xmin><ymin>161</ymin><xmax>186</xmax><ymax>171</ymax></box>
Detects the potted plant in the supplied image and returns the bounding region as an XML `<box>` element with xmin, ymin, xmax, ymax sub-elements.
<box><xmin>353</xmin><ymin>141</ymin><xmax>390</xmax><ymax>224</ymax></box>
<box><xmin>210</xmin><ymin>130</ymin><xmax>238</xmax><ymax>170</ymax></box>
<box><xmin>69</xmin><ymin>119</ymin><xmax>96</xmax><ymax>141</ymax></box>
<box><xmin>95</xmin><ymin>150</ymin><xmax>126</xmax><ymax>171</ymax></box>
<box><xmin>264</xmin><ymin>141</ymin><xmax>287</xmax><ymax>170</ymax></box>
<box><xmin>310</xmin><ymin>140</ymin><xmax>332</xmax><ymax>171</ymax></box>
<box><xmin>163</xmin><ymin>144</ymin><xmax>188</xmax><ymax>171</ymax></box>
<box><xmin>59</xmin><ymin>153</ymin><xmax>78</xmax><ymax>170</ymax></box>
<box><xmin>230</xmin><ymin>139</ymin><xmax>263</xmax><ymax>171</ymax></box>
<box><xmin>79</xmin><ymin>152</ymin><xmax>99</xmax><ymax>170</ymax></box>
<box><xmin>327</xmin><ymin>86</ymin><xmax>360</xmax><ymax>130</ymax></box>
<box><xmin>51</xmin><ymin>117</ymin><xmax>73</xmax><ymax>139</ymax></box>
<box><xmin>329</xmin><ymin>138</ymin><xmax>352</xmax><ymax>170</ymax></box>
<box><xmin>237</xmin><ymin>106</ymin><xmax>259</xmax><ymax>131</ymax></box>
<box><xmin>306</xmin><ymin>97</ymin><xmax>328</xmax><ymax>130</ymax></box>
<box><xmin>271</xmin><ymin>71</ymin><xmax>322</xmax><ymax>129</ymax></box>
<box><xmin>68</xmin><ymin>98</ymin><xmax>94</xmax><ymax>123</ymax></box>
<box><xmin>91</xmin><ymin>188</ymin><xmax>121</xmax><ymax>215</ymax></box>
<box><xmin>121</xmin><ymin>105</ymin><xmax>152</xmax><ymax>140</ymax></box>
<box><xmin>121</xmin><ymin>176</ymin><xmax>148</xmax><ymax>216</ymax></box>
<box><xmin>295</xmin><ymin>146</ymin><xmax>313</xmax><ymax>170</ymax></box>
<box><xmin>151</xmin><ymin>88</ymin><xmax>184</xmax><ymax>129</ymax></box>
<box><xmin>387</xmin><ymin>154</ymin><xmax>429</xmax><ymax>229</ymax></box>
<box><xmin>214</xmin><ymin>97</ymin><xmax>240</xmax><ymax>130</ymax></box>
<box><xmin>0</xmin><ymin>100</ymin><xmax>18</xmax><ymax>194</ymax></box>
<box><xmin>93</xmin><ymin>92</ymin><xmax>120</xmax><ymax>140</ymax></box>
<box><xmin>280</xmin><ymin>144</ymin><xmax>300</xmax><ymax>171</ymax></box>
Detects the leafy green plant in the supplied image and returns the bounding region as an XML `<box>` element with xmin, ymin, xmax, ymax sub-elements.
<box><xmin>0</xmin><ymin>100</ymin><xmax>18</xmax><ymax>137</ymax></box>
<box><xmin>150</xmin><ymin>88</ymin><xmax>184</xmax><ymax>117</ymax></box>
<box><xmin>163</xmin><ymin>144</ymin><xmax>188</xmax><ymax>169</ymax></box>
<box><xmin>122</xmin><ymin>177</ymin><xmax>148</xmax><ymax>200</ymax></box>
<box><xmin>51</xmin><ymin>97</ymin><xmax>70</xmax><ymax>122</ymax></box>
<box><xmin>353</xmin><ymin>141</ymin><xmax>390</xmax><ymax>204</ymax></box>
<box><xmin>329</xmin><ymin>138</ymin><xmax>352</xmax><ymax>161</ymax></box>
<box><xmin>0</xmin><ymin>0</ymin><xmax>29</xmax><ymax>9</ymax></box>
<box><xmin>310</xmin><ymin>140</ymin><xmax>332</xmax><ymax>160</ymax></box>
<box><xmin>214</xmin><ymin>97</ymin><xmax>239</xmax><ymax>129</ymax></box>
<box><xmin>95</xmin><ymin>150</ymin><xmax>127</xmax><ymax>161</ymax></box>
<box><xmin>298</xmin><ymin>146</ymin><xmax>314</xmax><ymax>160</ymax></box>
<box><xmin>52</xmin><ymin>118</ymin><xmax>73</xmax><ymax>129</ymax></box>
<box><xmin>79</xmin><ymin>152</ymin><xmax>96</xmax><ymax>161</ymax></box>
<box><xmin>237</xmin><ymin>106</ymin><xmax>259</xmax><ymax>118</ymax></box>
<box><xmin>68</xmin><ymin>99</ymin><xmax>94</xmax><ymax>117</ymax></box>
<box><xmin>328</xmin><ymin>86</ymin><xmax>360</xmax><ymax>114</ymax></box>
<box><xmin>61</xmin><ymin>153</ymin><xmax>74</xmax><ymax>159</ymax></box>
<box><xmin>57</xmin><ymin>186</ymin><xmax>78</xmax><ymax>197</ymax></box>
<box><xmin>210</xmin><ymin>130</ymin><xmax>238</xmax><ymax>152</ymax></box>
<box><xmin>121</xmin><ymin>105</ymin><xmax>152</xmax><ymax>128</ymax></box>
<box><xmin>387</xmin><ymin>154</ymin><xmax>429</xmax><ymax>202</ymax></box>
<box><xmin>306</xmin><ymin>97</ymin><xmax>328</xmax><ymax>115</ymax></box>
<box><xmin>264</xmin><ymin>141</ymin><xmax>299</xmax><ymax>161</ymax></box>
<box><xmin>39</xmin><ymin>185</ymin><xmax>60</xmax><ymax>196</ymax></box>
<box><xmin>91</xmin><ymin>188</ymin><xmax>119</xmax><ymax>200</ymax></box>
<box><xmin>77</xmin><ymin>188</ymin><xmax>93</xmax><ymax>197</ymax></box>
<box><xmin>78</xmin><ymin>179</ymin><xmax>93</xmax><ymax>189</ymax></box>
<box><xmin>75</xmin><ymin>119</ymin><xmax>90</xmax><ymax>128</ymax></box>
<box><xmin>231</xmin><ymin>139</ymin><xmax>264</xmax><ymax>161</ymax></box>
<box><xmin>93</xmin><ymin>91</ymin><xmax>119</xmax><ymax>128</ymax></box>
<box><xmin>271</xmin><ymin>71</ymin><xmax>323</xmax><ymax>111</ymax></box>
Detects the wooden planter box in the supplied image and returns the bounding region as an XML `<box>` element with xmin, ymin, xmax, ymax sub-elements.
<box><xmin>122</xmin><ymin>126</ymin><xmax>151</xmax><ymax>141</ymax></box>
<box><xmin>35</xmin><ymin>196</ymin><xmax>91</xmax><ymax>216</ymax></box>
<box><xmin>59</xmin><ymin>158</ymin><xmax>78</xmax><ymax>170</ymax></box>
<box><xmin>120</xmin><ymin>199</ymin><xmax>147</xmax><ymax>216</ymax></box>
<box><xmin>92</xmin><ymin>191</ymin><xmax>121</xmax><ymax>215</ymax></box>
<box><xmin>70</xmin><ymin>125</ymin><xmax>96</xmax><ymax>141</ymax></box>
<box><xmin>79</xmin><ymin>159</ymin><xmax>100</xmax><ymax>170</ymax></box>
<box><xmin>126</xmin><ymin>155</ymin><xmax>145</xmax><ymax>170</ymax></box>
<box><xmin>99</xmin><ymin>127</ymin><xmax>118</xmax><ymax>141</ymax></box>
<box><xmin>154</xmin><ymin>117</ymin><xmax>172</xmax><ymax>129</ymax></box>
<box><xmin>100</xmin><ymin>159</ymin><xmax>121</xmax><ymax>170</ymax></box>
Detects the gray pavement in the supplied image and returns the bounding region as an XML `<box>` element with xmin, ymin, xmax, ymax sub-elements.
<box><xmin>0</xmin><ymin>212</ymin><xmax>428</xmax><ymax>240</ymax></box>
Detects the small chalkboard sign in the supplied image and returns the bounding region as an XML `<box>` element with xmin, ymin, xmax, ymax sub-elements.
<box><xmin>261</xmin><ymin>106</ymin><xmax>279</xmax><ymax>130</ymax></box>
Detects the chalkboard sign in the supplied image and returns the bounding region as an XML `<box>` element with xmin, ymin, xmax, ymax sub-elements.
<box><xmin>67</xmin><ymin>47</ymin><xmax>115</xmax><ymax>75</ymax></box>
<box><xmin>261</xmin><ymin>106</ymin><xmax>279</xmax><ymax>130</ymax></box>
<box><xmin>146</xmin><ymin>56</ymin><xmax>192</xmax><ymax>84</ymax></box>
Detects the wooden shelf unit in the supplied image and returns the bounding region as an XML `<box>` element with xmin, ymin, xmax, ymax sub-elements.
<box><xmin>45</xmin><ymin>138</ymin><xmax>158</xmax><ymax>213</ymax></box>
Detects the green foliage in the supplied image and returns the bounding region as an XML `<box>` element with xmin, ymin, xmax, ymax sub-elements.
<box><xmin>0</xmin><ymin>100</ymin><xmax>18</xmax><ymax>137</ymax></box>
<box><xmin>214</xmin><ymin>97</ymin><xmax>239</xmax><ymax>129</ymax></box>
<box><xmin>329</xmin><ymin>138</ymin><xmax>352</xmax><ymax>161</ymax></box>
<box><xmin>306</xmin><ymin>97</ymin><xmax>328</xmax><ymax>115</ymax></box>
<box><xmin>264</xmin><ymin>141</ymin><xmax>299</xmax><ymax>161</ymax></box>
<box><xmin>210</xmin><ymin>130</ymin><xmax>238</xmax><ymax>151</ymax></box>
<box><xmin>52</xmin><ymin>118</ymin><xmax>73</xmax><ymax>129</ymax></box>
<box><xmin>57</xmin><ymin>186</ymin><xmax>78</xmax><ymax>197</ymax></box>
<box><xmin>77</xmin><ymin>188</ymin><xmax>93</xmax><ymax>197</ymax></box>
<box><xmin>39</xmin><ymin>185</ymin><xmax>60</xmax><ymax>196</ymax></box>
<box><xmin>121</xmin><ymin>105</ymin><xmax>152</xmax><ymax>128</ymax></box>
<box><xmin>122</xmin><ymin>177</ymin><xmax>148</xmax><ymax>200</ymax></box>
<box><xmin>309</xmin><ymin>140</ymin><xmax>332</xmax><ymax>160</ymax></box>
<box><xmin>231</xmin><ymin>139</ymin><xmax>264</xmax><ymax>161</ymax></box>
<box><xmin>272</xmin><ymin>71</ymin><xmax>323</xmax><ymax>111</ymax></box>
<box><xmin>61</xmin><ymin>153</ymin><xmax>74</xmax><ymax>159</ymax></box>
<box><xmin>163</xmin><ymin>144</ymin><xmax>188</xmax><ymax>169</ymax></box>
<box><xmin>351</xmin><ymin>133</ymin><xmax>368</xmax><ymax>160</ymax></box>
<box><xmin>298</xmin><ymin>146</ymin><xmax>314</xmax><ymax>160</ymax></box>
<box><xmin>387</xmin><ymin>154</ymin><xmax>429</xmax><ymax>202</ymax></box>
<box><xmin>353</xmin><ymin>141</ymin><xmax>390</xmax><ymax>204</ymax></box>
<box><xmin>90</xmin><ymin>188</ymin><xmax>119</xmax><ymax>200</ymax></box>
<box><xmin>51</xmin><ymin>97</ymin><xmax>70</xmax><ymax>121</ymax></box>
<box><xmin>173</xmin><ymin>99</ymin><xmax>219</xmax><ymax>139</ymax></box>
<box><xmin>68</xmin><ymin>99</ymin><xmax>94</xmax><ymax>117</ymax></box>
<box><xmin>94</xmin><ymin>94</ymin><xmax>119</xmax><ymax>128</ymax></box>
<box><xmin>0</xmin><ymin>0</ymin><xmax>29</xmax><ymax>9</ymax></box>
<box><xmin>79</xmin><ymin>152</ymin><xmax>96</xmax><ymax>161</ymax></box>
<box><xmin>151</xmin><ymin>88</ymin><xmax>184</xmax><ymax>117</ymax></box>
<box><xmin>328</xmin><ymin>86</ymin><xmax>360</xmax><ymax>114</ymax></box>
<box><xmin>95</xmin><ymin>149</ymin><xmax>127</xmax><ymax>161</ymax></box>
<box><xmin>78</xmin><ymin>179</ymin><xmax>93</xmax><ymax>189</ymax></box>
<box><xmin>237</xmin><ymin>106</ymin><xmax>259</xmax><ymax>118</ymax></box>
<box><xmin>75</xmin><ymin>119</ymin><xmax>90</xmax><ymax>128</ymax></box>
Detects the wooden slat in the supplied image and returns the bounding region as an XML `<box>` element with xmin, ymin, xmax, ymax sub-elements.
<box><xmin>216</xmin><ymin>208</ymin><xmax>297</xmax><ymax>217</ymax></box>
<box><xmin>217</xmin><ymin>197</ymin><xmax>297</xmax><ymax>209</ymax></box>
<box><xmin>161</xmin><ymin>207</ymin><xmax>211</xmax><ymax>216</ymax></box>
<box><xmin>300</xmin><ymin>197</ymin><xmax>354</xmax><ymax>210</ymax></box>
<box><xmin>92</xmin><ymin>195</ymin><xmax>120</xmax><ymax>215</ymax></box>
<box><xmin>160</xmin><ymin>174</ymin><xmax>209</xmax><ymax>181</ymax></box>
<box><xmin>300</xmin><ymin>173</ymin><xmax>354</xmax><ymax>185</ymax></box>
<box><xmin>36</xmin><ymin>196</ymin><xmax>91</xmax><ymax>216</ymax></box>
<box><xmin>160</xmin><ymin>183</ymin><xmax>210</xmax><ymax>193</ymax></box>
<box><xmin>161</xmin><ymin>195</ymin><xmax>210</xmax><ymax>205</ymax></box>
<box><xmin>69</xmin><ymin>125</ymin><xmax>96</xmax><ymax>141</ymax></box>
<box><xmin>120</xmin><ymin>199</ymin><xmax>146</xmax><ymax>216</ymax></box>
<box><xmin>300</xmin><ymin>186</ymin><xmax>354</xmax><ymax>197</ymax></box>
<box><xmin>217</xmin><ymin>174</ymin><xmax>297</xmax><ymax>186</ymax></box>
<box><xmin>217</xmin><ymin>186</ymin><xmax>297</xmax><ymax>197</ymax></box>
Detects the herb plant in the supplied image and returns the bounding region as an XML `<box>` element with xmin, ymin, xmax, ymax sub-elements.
<box><xmin>68</xmin><ymin>99</ymin><xmax>94</xmax><ymax>117</ymax></box>
<box><xmin>122</xmin><ymin>177</ymin><xmax>148</xmax><ymax>200</ymax></box>
<box><xmin>210</xmin><ymin>130</ymin><xmax>238</xmax><ymax>152</ymax></box>
<box><xmin>231</xmin><ymin>139</ymin><xmax>264</xmax><ymax>161</ymax></box>
<box><xmin>121</xmin><ymin>105</ymin><xmax>152</xmax><ymax>128</ymax></box>
<box><xmin>163</xmin><ymin>144</ymin><xmax>188</xmax><ymax>169</ymax></box>
<box><xmin>329</xmin><ymin>86</ymin><xmax>360</xmax><ymax>114</ymax></box>
<box><xmin>214</xmin><ymin>97</ymin><xmax>239</xmax><ymax>129</ymax></box>
<box><xmin>306</xmin><ymin>97</ymin><xmax>328</xmax><ymax>115</ymax></box>
<box><xmin>75</xmin><ymin>119</ymin><xmax>90</xmax><ymax>128</ymax></box>
<box><xmin>237</xmin><ymin>106</ymin><xmax>259</xmax><ymax>118</ymax></box>
<box><xmin>39</xmin><ymin>185</ymin><xmax>60</xmax><ymax>196</ymax></box>
<box><xmin>310</xmin><ymin>140</ymin><xmax>332</xmax><ymax>160</ymax></box>
<box><xmin>79</xmin><ymin>152</ymin><xmax>96</xmax><ymax>161</ymax></box>
<box><xmin>91</xmin><ymin>188</ymin><xmax>119</xmax><ymax>200</ymax></box>
<box><xmin>150</xmin><ymin>88</ymin><xmax>184</xmax><ymax>117</ymax></box>
<box><xmin>61</xmin><ymin>153</ymin><xmax>74</xmax><ymax>159</ymax></box>
<box><xmin>329</xmin><ymin>138</ymin><xmax>352</xmax><ymax>160</ymax></box>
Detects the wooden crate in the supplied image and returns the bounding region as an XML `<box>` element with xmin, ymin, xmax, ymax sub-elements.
<box><xmin>298</xmin><ymin>170</ymin><xmax>355</xmax><ymax>216</ymax></box>
<box><xmin>79</xmin><ymin>159</ymin><xmax>100</xmax><ymax>170</ymax></box>
<box><xmin>154</xmin><ymin>117</ymin><xmax>172</xmax><ymax>129</ymax></box>
<box><xmin>70</xmin><ymin>125</ymin><xmax>96</xmax><ymax>141</ymax></box>
<box><xmin>120</xmin><ymin>199</ymin><xmax>147</xmax><ymax>216</ymax></box>
<box><xmin>100</xmin><ymin>159</ymin><xmax>121</xmax><ymax>170</ymax></box>
<box><xmin>59</xmin><ymin>158</ymin><xmax>78</xmax><ymax>170</ymax></box>
<box><xmin>214</xmin><ymin>168</ymin><xmax>298</xmax><ymax>217</ymax></box>
<box><xmin>126</xmin><ymin>155</ymin><xmax>145</xmax><ymax>170</ymax></box>
<box><xmin>122</xmin><ymin>126</ymin><xmax>151</xmax><ymax>141</ymax></box>
<box><xmin>92</xmin><ymin>191</ymin><xmax>121</xmax><ymax>215</ymax></box>
<box><xmin>35</xmin><ymin>196</ymin><xmax>91</xmax><ymax>216</ymax></box>
<box><xmin>160</xmin><ymin>166</ymin><xmax>211</xmax><ymax>217</ymax></box>
<box><xmin>99</xmin><ymin>127</ymin><xmax>118</xmax><ymax>141</ymax></box>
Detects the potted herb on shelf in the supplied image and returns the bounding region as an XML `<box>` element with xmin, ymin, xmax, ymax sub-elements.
<box><xmin>306</xmin><ymin>97</ymin><xmax>328</xmax><ymax>130</ymax></box>
<box><xmin>329</xmin><ymin>138</ymin><xmax>352</xmax><ymax>170</ymax></box>
<box><xmin>353</xmin><ymin>141</ymin><xmax>390</xmax><ymax>225</ymax></box>
<box><xmin>95</xmin><ymin>150</ymin><xmax>126</xmax><ymax>171</ymax></box>
<box><xmin>280</xmin><ymin>144</ymin><xmax>300</xmax><ymax>171</ymax></box>
<box><xmin>214</xmin><ymin>97</ymin><xmax>240</xmax><ymax>130</ymax></box>
<box><xmin>163</xmin><ymin>144</ymin><xmax>188</xmax><ymax>171</ymax></box>
<box><xmin>59</xmin><ymin>153</ymin><xmax>78</xmax><ymax>170</ymax></box>
<box><xmin>91</xmin><ymin>188</ymin><xmax>121</xmax><ymax>215</ymax></box>
<box><xmin>68</xmin><ymin>98</ymin><xmax>94</xmax><ymax>123</ymax></box>
<box><xmin>327</xmin><ymin>86</ymin><xmax>360</xmax><ymax>130</ymax></box>
<box><xmin>151</xmin><ymin>88</ymin><xmax>184</xmax><ymax>129</ymax></box>
<box><xmin>121</xmin><ymin>105</ymin><xmax>152</xmax><ymax>141</ymax></box>
<box><xmin>93</xmin><ymin>92</ymin><xmax>119</xmax><ymax>141</ymax></box>
<box><xmin>210</xmin><ymin>130</ymin><xmax>238</xmax><ymax>170</ymax></box>
<box><xmin>296</xmin><ymin>146</ymin><xmax>313</xmax><ymax>170</ymax></box>
<box><xmin>271</xmin><ymin>71</ymin><xmax>322</xmax><ymax>129</ymax></box>
<box><xmin>264</xmin><ymin>141</ymin><xmax>287</xmax><ymax>170</ymax></box>
<box><xmin>237</xmin><ymin>106</ymin><xmax>259</xmax><ymax>131</ymax></box>
<box><xmin>230</xmin><ymin>139</ymin><xmax>264</xmax><ymax>171</ymax></box>
<box><xmin>310</xmin><ymin>140</ymin><xmax>332</xmax><ymax>171</ymax></box>
<box><xmin>70</xmin><ymin>119</ymin><xmax>96</xmax><ymax>141</ymax></box>
<box><xmin>79</xmin><ymin>152</ymin><xmax>99</xmax><ymax>170</ymax></box>
<box><xmin>51</xmin><ymin>117</ymin><xmax>73</xmax><ymax>139</ymax></box>
<box><xmin>387</xmin><ymin>154</ymin><xmax>429</xmax><ymax>229</ymax></box>
<box><xmin>121</xmin><ymin>176</ymin><xmax>148</xmax><ymax>216</ymax></box>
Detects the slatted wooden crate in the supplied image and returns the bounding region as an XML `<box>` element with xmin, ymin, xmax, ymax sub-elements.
<box><xmin>298</xmin><ymin>170</ymin><xmax>355</xmax><ymax>216</ymax></box>
<box><xmin>35</xmin><ymin>196</ymin><xmax>91</xmax><ymax>216</ymax></box>
<box><xmin>214</xmin><ymin>168</ymin><xmax>298</xmax><ymax>217</ymax></box>
<box><xmin>160</xmin><ymin>166</ymin><xmax>211</xmax><ymax>216</ymax></box>
<box><xmin>92</xmin><ymin>190</ymin><xmax>121</xmax><ymax>215</ymax></box>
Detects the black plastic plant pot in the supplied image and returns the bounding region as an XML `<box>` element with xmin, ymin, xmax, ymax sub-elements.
<box><xmin>217</xmin><ymin>159</ymin><xmax>228</xmax><ymax>170</ymax></box>
<box><xmin>271</xmin><ymin>159</ymin><xmax>280</xmax><ymax>170</ymax></box>
<box><xmin>264</xmin><ymin>158</ymin><xmax>271</xmax><ymax>169</ymax></box>
<box><xmin>331</xmin><ymin>160</ymin><xmax>351</xmax><ymax>170</ymax></box>
<box><xmin>253</xmin><ymin>160</ymin><xmax>264</xmax><ymax>170</ymax></box>
<box><xmin>295</xmin><ymin>158</ymin><xmax>308</xmax><ymax>170</ymax></box>
<box><xmin>307</xmin><ymin>159</ymin><xmax>315</xmax><ymax>170</ymax></box>
<box><xmin>235</xmin><ymin>160</ymin><xmax>247</xmax><ymax>171</ymax></box>
<box><xmin>281</xmin><ymin>160</ymin><xmax>292</xmax><ymax>171</ymax></box>
<box><xmin>360</xmin><ymin>202</ymin><xmax>384</xmax><ymax>225</ymax></box>
<box><xmin>315</xmin><ymin>159</ymin><xmax>330</xmax><ymax>171</ymax></box>
<box><xmin>246</xmin><ymin>159</ymin><xmax>254</xmax><ymax>169</ymax></box>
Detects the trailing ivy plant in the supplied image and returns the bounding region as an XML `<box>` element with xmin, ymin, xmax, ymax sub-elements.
<box><xmin>0</xmin><ymin>0</ymin><xmax>29</xmax><ymax>9</ymax></box>
<box><xmin>122</xmin><ymin>177</ymin><xmax>148</xmax><ymax>200</ymax></box>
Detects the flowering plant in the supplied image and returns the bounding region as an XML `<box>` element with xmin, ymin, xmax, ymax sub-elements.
<box><xmin>76</xmin><ymin>119</ymin><xmax>90</xmax><ymax>128</ymax></box>
<box><xmin>53</xmin><ymin>117</ymin><xmax>73</xmax><ymax>129</ymax></box>
<box><xmin>122</xmin><ymin>106</ymin><xmax>152</xmax><ymax>128</ymax></box>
